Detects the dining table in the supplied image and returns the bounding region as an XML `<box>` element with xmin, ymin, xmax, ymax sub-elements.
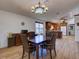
<box><xmin>28</xmin><ymin>35</ymin><xmax>46</xmax><ymax>59</ymax></box>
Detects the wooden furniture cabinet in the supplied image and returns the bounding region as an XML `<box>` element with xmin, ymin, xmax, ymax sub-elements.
<box><xmin>8</xmin><ymin>31</ymin><xmax>36</xmax><ymax>47</ymax></box>
<box><xmin>14</xmin><ymin>33</ymin><xmax>22</xmax><ymax>46</ymax></box>
<box><xmin>8</xmin><ymin>37</ymin><xmax>15</xmax><ymax>47</ymax></box>
<box><xmin>8</xmin><ymin>33</ymin><xmax>22</xmax><ymax>47</ymax></box>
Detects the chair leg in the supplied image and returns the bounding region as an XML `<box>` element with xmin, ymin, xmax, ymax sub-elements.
<box><xmin>49</xmin><ymin>49</ymin><xmax>52</xmax><ymax>59</ymax></box>
<box><xmin>54</xmin><ymin>46</ymin><xmax>56</xmax><ymax>56</ymax></box>
<box><xmin>41</xmin><ymin>48</ymin><xmax>43</xmax><ymax>59</ymax></box>
<box><xmin>22</xmin><ymin>49</ymin><xmax>25</xmax><ymax>59</ymax></box>
<box><xmin>46</xmin><ymin>49</ymin><xmax>48</xmax><ymax>54</ymax></box>
<box><xmin>28</xmin><ymin>52</ymin><xmax>30</xmax><ymax>59</ymax></box>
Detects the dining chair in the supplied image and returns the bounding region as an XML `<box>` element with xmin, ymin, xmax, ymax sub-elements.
<box><xmin>41</xmin><ymin>31</ymin><xmax>56</xmax><ymax>59</ymax></box>
<box><xmin>20</xmin><ymin>34</ymin><xmax>36</xmax><ymax>59</ymax></box>
<box><xmin>28</xmin><ymin>32</ymin><xmax>35</xmax><ymax>39</ymax></box>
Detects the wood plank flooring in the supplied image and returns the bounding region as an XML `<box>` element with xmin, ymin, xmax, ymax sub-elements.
<box><xmin>0</xmin><ymin>36</ymin><xmax>79</xmax><ymax>59</ymax></box>
<box><xmin>55</xmin><ymin>36</ymin><xmax>79</xmax><ymax>59</ymax></box>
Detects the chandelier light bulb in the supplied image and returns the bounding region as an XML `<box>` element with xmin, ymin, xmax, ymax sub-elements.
<box><xmin>45</xmin><ymin>7</ymin><xmax>48</xmax><ymax>11</ymax></box>
<box><xmin>32</xmin><ymin>6</ymin><xmax>35</xmax><ymax>9</ymax></box>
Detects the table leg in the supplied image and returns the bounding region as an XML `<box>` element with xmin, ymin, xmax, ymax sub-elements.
<box><xmin>36</xmin><ymin>45</ymin><xmax>39</xmax><ymax>59</ymax></box>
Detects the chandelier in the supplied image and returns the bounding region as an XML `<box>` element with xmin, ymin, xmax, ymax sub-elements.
<box><xmin>60</xmin><ymin>17</ymin><xmax>67</xmax><ymax>26</ymax></box>
<box><xmin>31</xmin><ymin>0</ymin><xmax>48</xmax><ymax>14</ymax></box>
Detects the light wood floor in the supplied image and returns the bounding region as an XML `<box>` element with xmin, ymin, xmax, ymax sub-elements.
<box><xmin>0</xmin><ymin>36</ymin><xmax>79</xmax><ymax>59</ymax></box>
<box><xmin>55</xmin><ymin>36</ymin><xmax>79</xmax><ymax>59</ymax></box>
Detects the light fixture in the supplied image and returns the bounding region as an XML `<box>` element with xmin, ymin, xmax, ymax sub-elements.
<box><xmin>31</xmin><ymin>0</ymin><xmax>48</xmax><ymax>14</ymax></box>
<box><xmin>60</xmin><ymin>17</ymin><xmax>67</xmax><ymax>26</ymax></box>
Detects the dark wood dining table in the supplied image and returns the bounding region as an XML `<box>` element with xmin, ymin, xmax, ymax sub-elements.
<box><xmin>29</xmin><ymin>35</ymin><xmax>46</xmax><ymax>59</ymax></box>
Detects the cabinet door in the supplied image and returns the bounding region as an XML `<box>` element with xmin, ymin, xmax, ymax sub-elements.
<box><xmin>15</xmin><ymin>34</ymin><xmax>22</xmax><ymax>46</ymax></box>
<box><xmin>8</xmin><ymin>38</ymin><xmax>15</xmax><ymax>47</ymax></box>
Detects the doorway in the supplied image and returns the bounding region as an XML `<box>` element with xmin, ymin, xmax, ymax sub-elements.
<box><xmin>68</xmin><ymin>24</ymin><xmax>75</xmax><ymax>36</ymax></box>
<box><xmin>61</xmin><ymin>26</ymin><xmax>67</xmax><ymax>36</ymax></box>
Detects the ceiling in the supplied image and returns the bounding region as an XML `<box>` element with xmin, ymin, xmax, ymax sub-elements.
<box><xmin>0</xmin><ymin>0</ymin><xmax>79</xmax><ymax>20</ymax></box>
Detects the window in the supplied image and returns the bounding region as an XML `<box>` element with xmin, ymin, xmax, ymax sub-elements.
<box><xmin>35</xmin><ymin>22</ymin><xmax>44</xmax><ymax>35</ymax></box>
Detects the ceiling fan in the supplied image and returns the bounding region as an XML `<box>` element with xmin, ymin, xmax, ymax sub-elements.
<box><xmin>59</xmin><ymin>16</ymin><xmax>67</xmax><ymax>25</ymax></box>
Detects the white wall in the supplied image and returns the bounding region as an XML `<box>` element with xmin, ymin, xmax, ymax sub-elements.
<box><xmin>75</xmin><ymin>16</ymin><xmax>79</xmax><ymax>41</ymax></box>
<box><xmin>68</xmin><ymin>18</ymin><xmax>75</xmax><ymax>24</ymax></box>
<box><xmin>67</xmin><ymin>18</ymin><xmax>75</xmax><ymax>36</ymax></box>
<box><xmin>0</xmin><ymin>10</ymin><xmax>36</xmax><ymax>48</ymax></box>
<box><xmin>0</xmin><ymin>10</ymin><xmax>46</xmax><ymax>48</ymax></box>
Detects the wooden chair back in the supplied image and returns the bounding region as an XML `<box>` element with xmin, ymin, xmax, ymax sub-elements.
<box><xmin>20</xmin><ymin>34</ymin><xmax>29</xmax><ymax>52</ymax></box>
